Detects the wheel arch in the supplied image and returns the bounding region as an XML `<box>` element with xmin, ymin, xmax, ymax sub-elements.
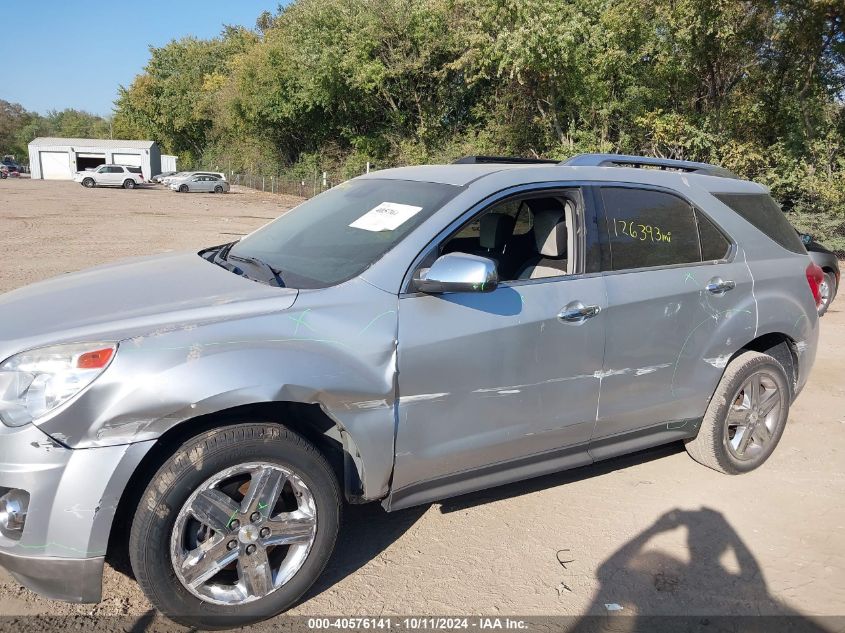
<box><xmin>106</xmin><ymin>401</ymin><xmax>367</xmax><ymax>574</ymax></box>
<box><xmin>725</xmin><ymin>332</ymin><xmax>799</xmax><ymax>399</ymax></box>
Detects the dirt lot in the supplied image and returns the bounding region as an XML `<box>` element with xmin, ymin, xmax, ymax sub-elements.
<box><xmin>0</xmin><ymin>178</ymin><xmax>843</xmax><ymax>628</ymax></box>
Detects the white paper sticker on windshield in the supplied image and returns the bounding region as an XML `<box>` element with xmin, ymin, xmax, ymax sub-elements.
<box><xmin>349</xmin><ymin>202</ymin><xmax>423</xmax><ymax>232</ymax></box>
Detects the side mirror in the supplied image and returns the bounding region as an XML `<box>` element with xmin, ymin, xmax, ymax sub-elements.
<box><xmin>414</xmin><ymin>253</ymin><xmax>498</xmax><ymax>294</ymax></box>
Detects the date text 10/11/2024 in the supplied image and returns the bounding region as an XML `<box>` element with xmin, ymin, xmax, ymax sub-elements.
<box><xmin>307</xmin><ymin>617</ymin><xmax>529</xmax><ymax>630</ymax></box>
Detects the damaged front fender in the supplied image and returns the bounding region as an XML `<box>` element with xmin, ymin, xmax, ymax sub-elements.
<box><xmin>33</xmin><ymin>278</ymin><xmax>400</xmax><ymax>501</ymax></box>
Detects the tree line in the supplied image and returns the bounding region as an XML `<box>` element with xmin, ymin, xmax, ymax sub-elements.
<box><xmin>0</xmin><ymin>101</ymin><xmax>114</xmax><ymax>160</ymax></box>
<box><xmin>5</xmin><ymin>0</ymin><xmax>845</xmax><ymax>250</ymax></box>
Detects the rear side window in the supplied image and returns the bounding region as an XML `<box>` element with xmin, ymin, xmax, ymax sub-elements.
<box><xmin>713</xmin><ymin>193</ymin><xmax>805</xmax><ymax>253</ymax></box>
<box><xmin>601</xmin><ymin>187</ymin><xmax>702</xmax><ymax>270</ymax></box>
<box><xmin>127</xmin><ymin>166</ymin><xmax>142</xmax><ymax>174</ymax></box>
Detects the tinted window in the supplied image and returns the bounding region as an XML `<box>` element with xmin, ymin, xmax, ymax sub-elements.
<box><xmin>601</xmin><ymin>187</ymin><xmax>701</xmax><ymax>270</ymax></box>
<box><xmin>696</xmin><ymin>210</ymin><xmax>731</xmax><ymax>261</ymax></box>
<box><xmin>228</xmin><ymin>178</ymin><xmax>459</xmax><ymax>288</ymax></box>
<box><xmin>127</xmin><ymin>166</ymin><xmax>142</xmax><ymax>174</ymax></box>
<box><xmin>713</xmin><ymin>193</ymin><xmax>805</xmax><ymax>253</ymax></box>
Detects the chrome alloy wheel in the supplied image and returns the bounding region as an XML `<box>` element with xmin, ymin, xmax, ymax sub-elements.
<box><xmin>170</xmin><ymin>462</ymin><xmax>317</xmax><ymax>605</ymax></box>
<box><xmin>724</xmin><ymin>371</ymin><xmax>783</xmax><ymax>461</ymax></box>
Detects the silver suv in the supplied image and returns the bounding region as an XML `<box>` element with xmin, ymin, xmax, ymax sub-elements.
<box><xmin>0</xmin><ymin>154</ymin><xmax>820</xmax><ymax>627</ymax></box>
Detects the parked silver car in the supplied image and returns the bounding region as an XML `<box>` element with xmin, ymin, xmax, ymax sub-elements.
<box><xmin>163</xmin><ymin>171</ymin><xmax>226</xmax><ymax>186</ymax></box>
<box><xmin>0</xmin><ymin>154</ymin><xmax>820</xmax><ymax>628</ymax></box>
<box><xmin>171</xmin><ymin>174</ymin><xmax>230</xmax><ymax>193</ymax></box>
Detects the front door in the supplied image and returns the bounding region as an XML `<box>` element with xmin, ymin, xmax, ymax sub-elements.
<box><xmin>388</xmin><ymin>187</ymin><xmax>607</xmax><ymax>509</ymax></box>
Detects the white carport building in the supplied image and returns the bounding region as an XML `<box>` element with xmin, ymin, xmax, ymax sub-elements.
<box><xmin>28</xmin><ymin>137</ymin><xmax>162</xmax><ymax>180</ymax></box>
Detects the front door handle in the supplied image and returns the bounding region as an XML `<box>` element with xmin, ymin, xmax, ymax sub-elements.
<box><xmin>558</xmin><ymin>301</ymin><xmax>601</xmax><ymax>323</ymax></box>
<box><xmin>706</xmin><ymin>277</ymin><xmax>736</xmax><ymax>295</ymax></box>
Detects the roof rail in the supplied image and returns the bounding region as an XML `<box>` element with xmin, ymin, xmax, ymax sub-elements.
<box><xmin>453</xmin><ymin>155</ymin><xmax>559</xmax><ymax>165</ymax></box>
<box><xmin>561</xmin><ymin>153</ymin><xmax>739</xmax><ymax>179</ymax></box>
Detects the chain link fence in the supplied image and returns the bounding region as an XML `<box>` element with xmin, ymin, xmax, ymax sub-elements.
<box><xmin>223</xmin><ymin>165</ymin><xmax>377</xmax><ymax>199</ymax></box>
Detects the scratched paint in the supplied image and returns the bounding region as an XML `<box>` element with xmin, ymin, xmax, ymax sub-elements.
<box><xmin>702</xmin><ymin>354</ymin><xmax>732</xmax><ymax>369</ymax></box>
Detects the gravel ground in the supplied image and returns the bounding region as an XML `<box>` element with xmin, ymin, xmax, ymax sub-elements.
<box><xmin>0</xmin><ymin>178</ymin><xmax>842</xmax><ymax>630</ymax></box>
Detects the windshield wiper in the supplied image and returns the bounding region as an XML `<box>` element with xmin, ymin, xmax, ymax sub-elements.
<box><xmin>228</xmin><ymin>254</ymin><xmax>286</xmax><ymax>288</ymax></box>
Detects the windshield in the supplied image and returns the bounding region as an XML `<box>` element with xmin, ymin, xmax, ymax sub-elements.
<box><xmin>220</xmin><ymin>178</ymin><xmax>460</xmax><ymax>288</ymax></box>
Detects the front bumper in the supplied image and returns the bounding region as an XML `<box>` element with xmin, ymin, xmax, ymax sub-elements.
<box><xmin>0</xmin><ymin>549</ymin><xmax>104</xmax><ymax>603</ymax></box>
<box><xmin>0</xmin><ymin>423</ymin><xmax>154</xmax><ymax>603</ymax></box>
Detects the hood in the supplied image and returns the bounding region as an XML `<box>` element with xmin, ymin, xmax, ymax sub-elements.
<box><xmin>0</xmin><ymin>251</ymin><xmax>298</xmax><ymax>358</ymax></box>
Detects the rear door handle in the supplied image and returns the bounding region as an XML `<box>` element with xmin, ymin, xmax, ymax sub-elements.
<box><xmin>706</xmin><ymin>277</ymin><xmax>736</xmax><ymax>295</ymax></box>
<box><xmin>558</xmin><ymin>301</ymin><xmax>601</xmax><ymax>323</ymax></box>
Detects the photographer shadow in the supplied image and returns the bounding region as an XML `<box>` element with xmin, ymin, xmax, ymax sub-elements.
<box><xmin>571</xmin><ymin>507</ymin><xmax>833</xmax><ymax>633</ymax></box>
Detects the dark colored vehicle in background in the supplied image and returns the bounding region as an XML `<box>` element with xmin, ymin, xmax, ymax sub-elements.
<box><xmin>2</xmin><ymin>159</ymin><xmax>23</xmax><ymax>174</ymax></box>
<box><xmin>800</xmin><ymin>233</ymin><xmax>839</xmax><ymax>315</ymax></box>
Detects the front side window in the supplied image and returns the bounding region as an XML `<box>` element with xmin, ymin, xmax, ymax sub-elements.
<box><xmin>601</xmin><ymin>187</ymin><xmax>702</xmax><ymax>270</ymax></box>
<box><xmin>222</xmin><ymin>178</ymin><xmax>460</xmax><ymax>289</ymax></box>
<box><xmin>440</xmin><ymin>190</ymin><xmax>578</xmax><ymax>282</ymax></box>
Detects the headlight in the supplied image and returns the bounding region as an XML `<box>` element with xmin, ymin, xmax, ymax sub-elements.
<box><xmin>0</xmin><ymin>342</ymin><xmax>117</xmax><ymax>427</ymax></box>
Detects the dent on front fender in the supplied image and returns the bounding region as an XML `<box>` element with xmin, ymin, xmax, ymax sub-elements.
<box><xmin>34</xmin><ymin>278</ymin><xmax>401</xmax><ymax>501</ymax></box>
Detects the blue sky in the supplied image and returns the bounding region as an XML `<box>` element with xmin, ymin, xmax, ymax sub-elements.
<box><xmin>1</xmin><ymin>1</ymin><xmax>278</xmax><ymax>116</ymax></box>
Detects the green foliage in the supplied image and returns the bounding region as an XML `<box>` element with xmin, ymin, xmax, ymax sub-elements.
<box><xmin>0</xmin><ymin>100</ymin><xmax>113</xmax><ymax>160</ymax></box>
<box><xmin>109</xmin><ymin>0</ymin><xmax>843</xmax><ymax>251</ymax></box>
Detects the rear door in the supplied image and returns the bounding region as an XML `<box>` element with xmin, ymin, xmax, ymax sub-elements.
<box><xmin>101</xmin><ymin>166</ymin><xmax>123</xmax><ymax>185</ymax></box>
<box><xmin>589</xmin><ymin>185</ymin><xmax>753</xmax><ymax>458</ymax></box>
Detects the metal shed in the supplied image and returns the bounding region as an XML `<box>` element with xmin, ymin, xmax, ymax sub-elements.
<box><xmin>27</xmin><ymin>137</ymin><xmax>161</xmax><ymax>180</ymax></box>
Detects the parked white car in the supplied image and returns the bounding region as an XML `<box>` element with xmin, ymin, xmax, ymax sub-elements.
<box><xmin>74</xmin><ymin>165</ymin><xmax>145</xmax><ymax>189</ymax></box>
<box><xmin>170</xmin><ymin>175</ymin><xmax>230</xmax><ymax>193</ymax></box>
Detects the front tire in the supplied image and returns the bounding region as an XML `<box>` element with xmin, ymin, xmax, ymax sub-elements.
<box><xmin>129</xmin><ymin>423</ymin><xmax>341</xmax><ymax>629</ymax></box>
<box><xmin>179</xmin><ymin>184</ymin><xmax>189</xmax><ymax>193</ymax></box>
<box><xmin>685</xmin><ymin>351</ymin><xmax>790</xmax><ymax>474</ymax></box>
<box><xmin>82</xmin><ymin>177</ymin><xmax>95</xmax><ymax>188</ymax></box>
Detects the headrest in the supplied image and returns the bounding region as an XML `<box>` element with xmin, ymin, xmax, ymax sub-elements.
<box><xmin>479</xmin><ymin>213</ymin><xmax>515</xmax><ymax>250</ymax></box>
<box><xmin>528</xmin><ymin>199</ymin><xmax>570</xmax><ymax>257</ymax></box>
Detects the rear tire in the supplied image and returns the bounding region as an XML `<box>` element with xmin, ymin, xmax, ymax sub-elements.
<box><xmin>82</xmin><ymin>177</ymin><xmax>95</xmax><ymax>188</ymax></box>
<box><xmin>818</xmin><ymin>271</ymin><xmax>836</xmax><ymax>316</ymax></box>
<box><xmin>129</xmin><ymin>423</ymin><xmax>341</xmax><ymax>629</ymax></box>
<box><xmin>179</xmin><ymin>184</ymin><xmax>189</xmax><ymax>193</ymax></box>
<box><xmin>214</xmin><ymin>185</ymin><xmax>224</xmax><ymax>193</ymax></box>
<box><xmin>685</xmin><ymin>351</ymin><xmax>790</xmax><ymax>474</ymax></box>
<box><xmin>123</xmin><ymin>179</ymin><xmax>136</xmax><ymax>189</ymax></box>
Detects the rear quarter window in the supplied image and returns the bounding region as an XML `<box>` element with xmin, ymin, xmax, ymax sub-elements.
<box><xmin>127</xmin><ymin>166</ymin><xmax>142</xmax><ymax>174</ymax></box>
<box><xmin>713</xmin><ymin>193</ymin><xmax>806</xmax><ymax>254</ymax></box>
